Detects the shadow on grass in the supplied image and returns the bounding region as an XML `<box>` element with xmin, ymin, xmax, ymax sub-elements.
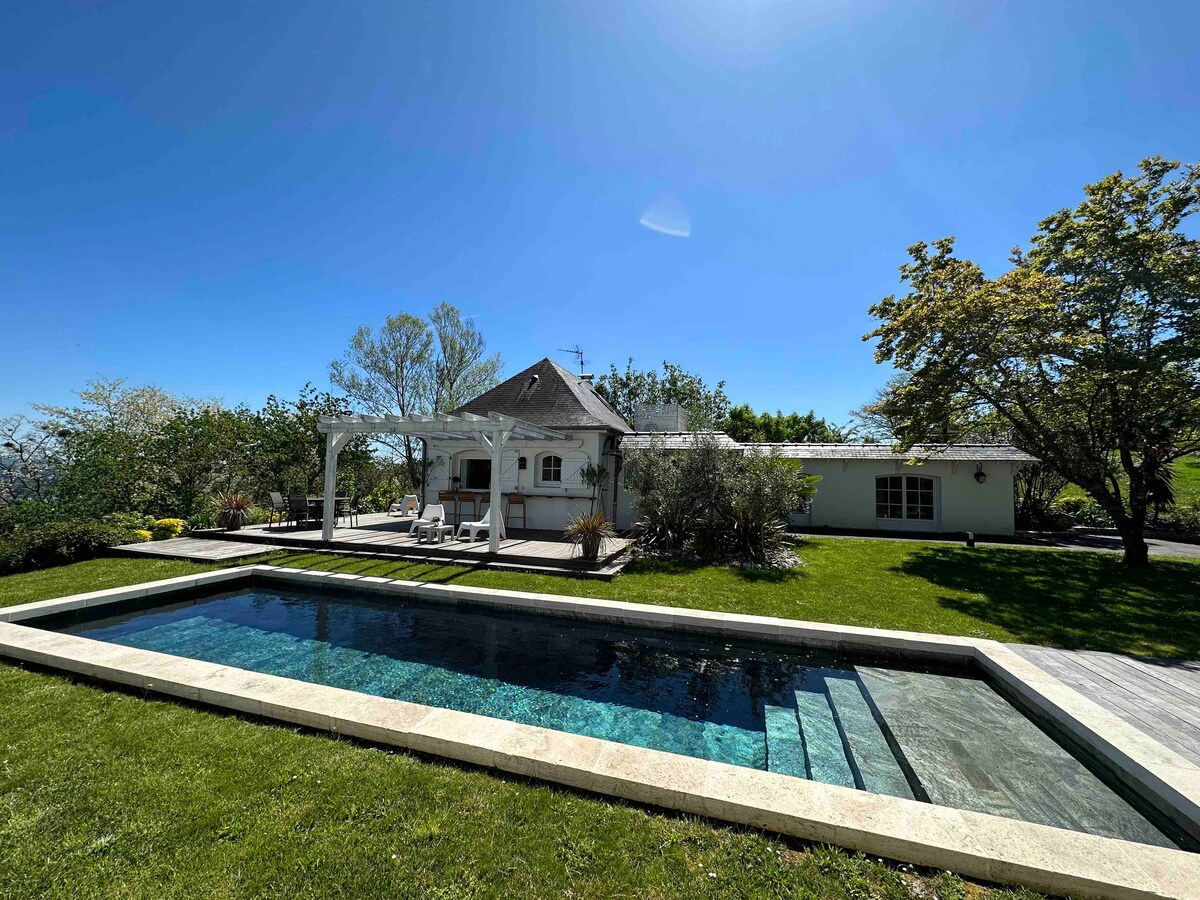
<box><xmin>898</xmin><ymin>547</ymin><xmax>1200</xmax><ymax>659</ymax></box>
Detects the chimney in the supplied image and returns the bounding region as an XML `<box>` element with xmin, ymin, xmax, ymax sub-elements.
<box><xmin>579</xmin><ymin>373</ymin><xmax>594</xmax><ymax>382</ymax></box>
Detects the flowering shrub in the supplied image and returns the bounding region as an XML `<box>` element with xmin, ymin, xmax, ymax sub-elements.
<box><xmin>151</xmin><ymin>518</ymin><xmax>186</xmax><ymax>540</ymax></box>
<box><xmin>131</xmin><ymin>529</ymin><xmax>153</xmax><ymax>543</ymax></box>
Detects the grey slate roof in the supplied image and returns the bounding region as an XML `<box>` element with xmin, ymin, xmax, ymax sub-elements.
<box><xmin>621</xmin><ymin>432</ymin><xmax>743</xmax><ymax>451</ymax></box>
<box><xmin>452</xmin><ymin>358</ymin><xmax>632</xmax><ymax>433</ymax></box>
<box><xmin>739</xmin><ymin>442</ymin><xmax>1038</xmax><ymax>462</ymax></box>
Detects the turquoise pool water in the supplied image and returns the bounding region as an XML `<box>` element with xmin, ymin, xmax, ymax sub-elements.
<box><xmin>42</xmin><ymin>584</ymin><xmax>1178</xmax><ymax>848</ymax></box>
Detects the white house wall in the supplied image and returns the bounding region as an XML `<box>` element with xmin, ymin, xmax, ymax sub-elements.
<box><xmin>615</xmin><ymin>457</ymin><xmax>1018</xmax><ymax>536</ymax></box>
<box><xmin>801</xmin><ymin>459</ymin><xmax>1016</xmax><ymax>535</ymax></box>
<box><xmin>424</xmin><ymin>431</ymin><xmax>610</xmax><ymax>531</ymax></box>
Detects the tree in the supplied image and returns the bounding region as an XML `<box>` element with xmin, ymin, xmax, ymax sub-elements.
<box><xmin>623</xmin><ymin>433</ymin><xmax>818</xmax><ymax>563</ymax></box>
<box><xmin>250</xmin><ymin>386</ymin><xmax>374</xmax><ymax>496</ymax></box>
<box><xmin>329</xmin><ymin>302</ymin><xmax>500</xmax><ymax>485</ymax></box>
<box><xmin>0</xmin><ymin>416</ymin><xmax>60</xmax><ymax>505</ymax></box>
<box><xmin>865</xmin><ymin>158</ymin><xmax>1200</xmax><ymax>567</ymax></box>
<box><xmin>595</xmin><ymin>359</ymin><xmax>730</xmax><ymax>428</ymax></box>
<box><xmin>34</xmin><ymin>379</ymin><xmax>186</xmax><ymax>517</ymax></box>
<box><xmin>428</xmin><ymin>302</ymin><xmax>503</xmax><ymax>412</ymax></box>
<box><xmin>723</xmin><ymin>405</ymin><xmax>855</xmax><ymax>443</ymax></box>
<box><xmin>151</xmin><ymin>407</ymin><xmax>253</xmax><ymax>518</ymax></box>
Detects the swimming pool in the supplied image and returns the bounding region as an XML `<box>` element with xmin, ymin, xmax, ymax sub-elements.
<box><xmin>32</xmin><ymin>580</ymin><xmax>1178</xmax><ymax>850</ymax></box>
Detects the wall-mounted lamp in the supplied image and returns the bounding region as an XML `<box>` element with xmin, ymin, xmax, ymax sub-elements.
<box><xmin>973</xmin><ymin>463</ymin><xmax>987</xmax><ymax>485</ymax></box>
<box><xmin>517</xmin><ymin>456</ymin><xmax>527</xmax><ymax>470</ymax></box>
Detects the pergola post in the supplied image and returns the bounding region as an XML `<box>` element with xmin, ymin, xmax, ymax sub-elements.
<box><xmin>486</xmin><ymin>428</ymin><xmax>510</xmax><ymax>554</ymax></box>
<box><xmin>321</xmin><ymin>430</ymin><xmax>351</xmax><ymax>541</ymax></box>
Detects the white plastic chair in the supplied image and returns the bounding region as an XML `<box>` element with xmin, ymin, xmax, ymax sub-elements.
<box><xmin>406</xmin><ymin>504</ymin><xmax>446</xmax><ymax>535</ymax></box>
<box><xmin>456</xmin><ymin>506</ymin><xmax>494</xmax><ymax>541</ymax></box>
<box><xmin>388</xmin><ymin>495</ymin><xmax>419</xmax><ymax>517</ymax></box>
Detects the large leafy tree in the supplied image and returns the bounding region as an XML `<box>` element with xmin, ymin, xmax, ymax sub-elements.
<box><xmin>595</xmin><ymin>359</ymin><xmax>730</xmax><ymax>429</ymax></box>
<box><xmin>724</xmin><ymin>405</ymin><xmax>854</xmax><ymax>443</ymax></box>
<box><xmin>866</xmin><ymin>158</ymin><xmax>1200</xmax><ymax>567</ymax></box>
<box><xmin>329</xmin><ymin>302</ymin><xmax>500</xmax><ymax>485</ymax></box>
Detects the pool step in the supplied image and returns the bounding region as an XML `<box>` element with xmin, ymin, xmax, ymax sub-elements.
<box><xmin>793</xmin><ymin>684</ymin><xmax>856</xmax><ymax>787</ymax></box>
<box><xmin>765</xmin><ymin>670</ymin><xmax>921</xmax><ymax>800</ymax></box>
<box><xmin>822</xmin><ymin>674</ymin><xmax>917</xmax><ymax>800</ymax></box>
<box><xmin>764</xmin><ymin>704</ymin><xmax>807</xmax><ymax>777</ymax></box>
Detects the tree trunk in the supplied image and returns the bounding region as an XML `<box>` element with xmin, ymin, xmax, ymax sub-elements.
<box><xmin>1118</xmin><ymin>518</ymin><xmax>1150</xmax><ymax>568</ymax></box>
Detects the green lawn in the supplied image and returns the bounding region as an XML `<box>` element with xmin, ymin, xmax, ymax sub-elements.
<box><xmin>3</xmin><ymin>539</ymin><xmax>1198</xmax><ymax>898</ymax></box>
<box><xmin>1059</xmin><ymin>453</ymin><xmax>1200</xmax><ymax>507</ymax></box>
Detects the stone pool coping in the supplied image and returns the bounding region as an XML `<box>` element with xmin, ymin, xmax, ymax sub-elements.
<box><xmin>1</xmin><ymin>564</ymin><xmax>1198</xmax><ymax>899</ymax></box>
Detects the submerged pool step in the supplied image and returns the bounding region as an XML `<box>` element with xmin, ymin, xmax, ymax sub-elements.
<box><xmin>822</xmin><ymin>675</ymin><xmax>917</xmax><ymax>800</ymax></box>
<box><xmin>793</xmin><ymin>687</ymin><xmax>856</xmax><ymax>788</ymax></box>
<box><xmin>764</xmin><ymin>704</ymin><xmax>807</xmax><ymax>777</ymax></box>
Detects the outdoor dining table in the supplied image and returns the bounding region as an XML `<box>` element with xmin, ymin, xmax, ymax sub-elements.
<box><xmin>305</xmin><ymin>496</ymin><xmax>346</xmax><ymax>520</ymax></box>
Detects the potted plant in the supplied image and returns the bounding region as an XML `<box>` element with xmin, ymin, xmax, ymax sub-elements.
<box><xmin>564</xmin><ymin>511</ymin><xmax>615</xmax><ymax>561</ymax></box>
<box><xmin>216</xmin><ymin>491</ymin><xmax>254</xmax><ymax>531</ymax></box>
<box><xmin>580</xmin><ymin>463</ymin><xmax>609</xmax><ymax>514</ymax></box>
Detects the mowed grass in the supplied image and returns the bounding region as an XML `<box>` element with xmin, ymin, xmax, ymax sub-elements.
<box><xmin>1059</xmin><ymin>453</ymin><xmax>1200</xmax><ymax>506</ymax></box>
<box><xmin>2</xmin><ymin>539</ymin><xmax>1198</xmax><ymax>898</ymax></box>
<box><xmin>3</xmin><ymin>664</ymin><xmax>1023</xmax><ymax>900</ymax></box>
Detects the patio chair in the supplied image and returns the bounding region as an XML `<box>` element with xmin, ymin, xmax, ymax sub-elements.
<box><xmin>456</xmin><ymin>506</ymin><xmax>495</xmax><ymax>542</ymax></box>
<box><xmin>287</xmin><ymin>493</ymin><xmax>312</xmax><ymax>528</ymax></box>
<box><xmin>267</xmin><ymin>492</ymin><xmax>288</xmax><ymax>530</ymax></box>
<box><xmin>387</xmin><ymin>495</ymin><xmax>419</xmax><ymax>517</ymax></box>
<box><xmin>406</xmin><ymin>504</ymin><xmax>446</xmax><ymax>536</ymax></box>
<box><xmin>335</xmin><ymin>494</ymin><xmax>359</xmax><ymax>528</ymax></box>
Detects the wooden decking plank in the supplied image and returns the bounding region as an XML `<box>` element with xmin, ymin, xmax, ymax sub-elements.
<box><xmin>1014</xmin><ymin>645</ymin><xmax>1200</xmax><ymax>766</ymax></box>
<box><xmin>1069</xmin><ymin>655</ymin><xmax>1200</xmax><ymax>729</ymax></box>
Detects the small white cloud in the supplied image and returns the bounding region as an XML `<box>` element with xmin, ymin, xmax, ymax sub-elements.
<box><xmin>639</xmin><ymin>195</ymin><xmax>691</xmax><ymax>238</ymax></box>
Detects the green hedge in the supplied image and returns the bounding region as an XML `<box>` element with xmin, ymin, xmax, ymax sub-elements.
<box><xmin>0</xmin><ymin>521</ymin><xmax>132</xmax><ymax>575</ymax></box>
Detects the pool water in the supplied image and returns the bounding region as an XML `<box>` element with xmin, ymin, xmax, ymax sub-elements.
<box><xmin>44</xmin><ymin>585</ymin><xmax>1177</xmax><ymax>848</ymax></box>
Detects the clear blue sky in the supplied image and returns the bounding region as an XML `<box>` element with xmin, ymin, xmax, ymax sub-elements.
<box><xmin>3</xmin><ymin>1</ymin><xmax>1198</xmax><ymax>423</ymax></box>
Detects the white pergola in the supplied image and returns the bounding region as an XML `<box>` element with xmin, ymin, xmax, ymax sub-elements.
<box><xmin>316</xmin><ymin>412</ymin><xmax>568</xmax><ymax>553</ymax></box>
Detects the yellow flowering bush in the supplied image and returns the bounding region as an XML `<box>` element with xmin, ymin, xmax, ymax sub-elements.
<box><xmin>132</xmin><ymin>529</ymin><xmax>153</xmax><ymax>543</ymax></box>
<box><xmin>151</xmin><ymin>518</ymin><xmax>186</xmax><ymax>541</ymax></box>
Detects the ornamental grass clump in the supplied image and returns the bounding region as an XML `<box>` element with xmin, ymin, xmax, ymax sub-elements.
<box><xmin>215</xmin><ymin>493</ymin><xmax>254</xmax><ymax>531</ymax></box>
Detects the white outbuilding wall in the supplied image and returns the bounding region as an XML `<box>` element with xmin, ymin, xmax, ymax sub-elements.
<box><xmin>797</xmin><ymin>458</ymin><xmax>1018</xmax><ymax>535</ymax></box>
<box><xmin>614</xmin><ymin>446</ymin><xmax>1022</xmax><ymax>536</ymax></box>
<box><xmin>424</xmin><ymin>431</ymin><xmax>612</xmax><ymax>531</ymax></box>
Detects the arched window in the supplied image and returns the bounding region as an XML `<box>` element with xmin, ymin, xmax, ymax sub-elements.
<box><xmin>875</xmin><ymin>475</ymin><xmax>935</xmax><ymax>521</ymax></box>
<box><xmin>539</xmin><ymin>454</ymin><xmax>562</xmax><ymax>484</ymax></box>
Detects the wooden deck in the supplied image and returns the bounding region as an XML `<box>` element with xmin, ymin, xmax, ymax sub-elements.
<box><xmin>206</xmin><ymin>512</ymin><xmax>630</xmax><ymax>573</ymax></box>
<box><xmin>1015</xmin><ymin>644</ymin><xmax>1200</xmax><ymax>766</ymax></box>
<box><xmin>114</xmin><ymin>537</ymin><xmax>282</xmax><ymax>562</ymax></box>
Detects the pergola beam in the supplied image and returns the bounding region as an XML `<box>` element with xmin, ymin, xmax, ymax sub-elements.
<box><xmin>316</xmin><ymin>412</ymin><xmax>567</xmax><ymax>549</ymax></box>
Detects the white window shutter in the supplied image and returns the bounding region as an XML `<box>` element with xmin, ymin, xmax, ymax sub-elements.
<box><xmin>562</xmin><ymin>451</ymin><xmax>590</xmax><ymax>489</ymax></box>
<box><xmin>500</xmin><ymin>451</ymin><xmax>519</xmax><ymax>490</ymax></box>
<box><xmin>426</xmin><ymin>451</ymin><xmax>451</xmax><ymax>492</ymax></box>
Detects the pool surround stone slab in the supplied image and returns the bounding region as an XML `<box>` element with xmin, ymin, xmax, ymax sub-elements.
<box><xmin>1</xmin><ymin>564</ymin><xmax>1199</xmax><ymax>899</ymax></box>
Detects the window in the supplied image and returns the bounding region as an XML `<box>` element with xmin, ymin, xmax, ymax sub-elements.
<box><xmin>876</xmin><ymin>475</ymin><xmax>934</xmax><ymax>521</ymax></box>
<box><xmin>539</xmin><ymin>454</ymin><xmax>562</xmax><ymax>483</ymax></box>
<box><xmin>875</xmin><ymin>475</ymin><xmax>903</xmax><ymax>519</ymax></box>
<box><xmin>461</xmin><ymin>458</ymin><xmax>491</xmax><ymax>490</ymax></box>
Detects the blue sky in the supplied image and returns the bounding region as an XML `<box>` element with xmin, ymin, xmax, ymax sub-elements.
<box><xmin>3</xmin><ymin>1</ymin><xmax>1198</xmax><ymax>423</ymax></box>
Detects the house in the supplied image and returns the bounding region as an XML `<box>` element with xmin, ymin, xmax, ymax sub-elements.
<box><xmin>420</xmin><ymin>357</ymin><xmax>1037</xmax><ymax>537</ymax></box>
<box><xmin>423</xmin><ymin>358</ymin><xmax>632</xmax><ymax>530</ymax></box>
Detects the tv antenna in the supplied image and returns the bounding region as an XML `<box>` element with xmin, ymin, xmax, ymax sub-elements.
<box><xmin>557</xmin><ymin>345</ymin><xmax>588</xmax><ymax>373</ymax></box>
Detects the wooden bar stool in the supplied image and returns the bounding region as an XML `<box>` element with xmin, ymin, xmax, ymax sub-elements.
<box><xmin>504</xmin><ymin>492</ymin><xmax>526</xmax><ymax>531</ymax></box>
<box><xmin>457</xmin><ymin>491</ymin><xmax>479</xmax><ymax>525</ymax></box>
<box><xmin>437</xmin><ymin>490</ymin><xmax>457</xmax><ymax>525</ymax></box>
